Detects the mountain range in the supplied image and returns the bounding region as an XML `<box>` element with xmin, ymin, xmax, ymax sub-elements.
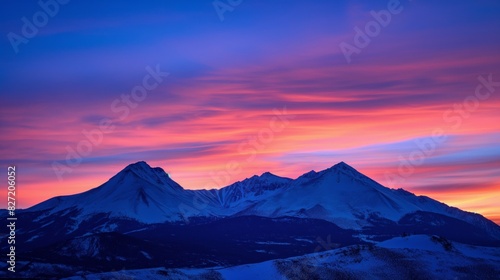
<box><xmin>2</xmin><ymin>161</ymin><xmax>499</xmax><ymax>279</ymax></box>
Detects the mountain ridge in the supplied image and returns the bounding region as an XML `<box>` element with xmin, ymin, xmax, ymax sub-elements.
<box><xmin>25</xmin><ymin>161</ymin><xmax>500</xmax><ymax>237</ymax></box>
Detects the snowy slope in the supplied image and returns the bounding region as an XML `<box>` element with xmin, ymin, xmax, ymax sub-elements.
<box><xmin>58</xmin><ymin>235</ymin><xmax>500</xmax><ymax>280</ymax></box>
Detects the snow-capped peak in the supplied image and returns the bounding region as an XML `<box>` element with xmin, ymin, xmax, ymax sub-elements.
<box><xmin>325</xmin><ymin>161</ymin><xmax>363</xmax><ymax>176</ymax></box>
<box><xmin>112</xmin><ymin>161</ymin><xmax>184</xmax><ymax>192</ymax></box>
<box><xmin>125</xmin><ymin>160</ymin><xmax>151</xmax><ymax>171</ymax></box>
<box><xmin>321</xmin><ymin>161</ymin><xmax>383</xmax><ymax>189</ymax></box>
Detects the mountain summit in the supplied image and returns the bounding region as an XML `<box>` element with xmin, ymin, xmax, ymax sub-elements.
<box><xmin>111</xmin><ymin>161</ymin><xmax>184</xmax><ymax>192</ymax></box>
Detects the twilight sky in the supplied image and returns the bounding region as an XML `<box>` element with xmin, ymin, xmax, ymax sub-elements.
<box><xmin>1</xmin><ymin>0</ymin><xmax>499</xmax><ymax>223</ymax></box>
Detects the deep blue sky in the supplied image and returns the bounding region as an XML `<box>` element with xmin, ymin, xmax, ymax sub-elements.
<box><xmin>1</xmin><ymin>0</ymin><xmax>499</xmax><ymax>222</ymax></box>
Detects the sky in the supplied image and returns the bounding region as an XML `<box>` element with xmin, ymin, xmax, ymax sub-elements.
<box><xmin>0</xmin><ymin>0</ymin><xmax>499</xmax><ymax>224</ymax></box>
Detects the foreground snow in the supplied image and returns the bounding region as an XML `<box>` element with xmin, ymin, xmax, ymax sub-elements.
<box><xmin>61</xmin><ymin>235</ymin><xmax>500</xmax><ymax>280</ymax></box>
